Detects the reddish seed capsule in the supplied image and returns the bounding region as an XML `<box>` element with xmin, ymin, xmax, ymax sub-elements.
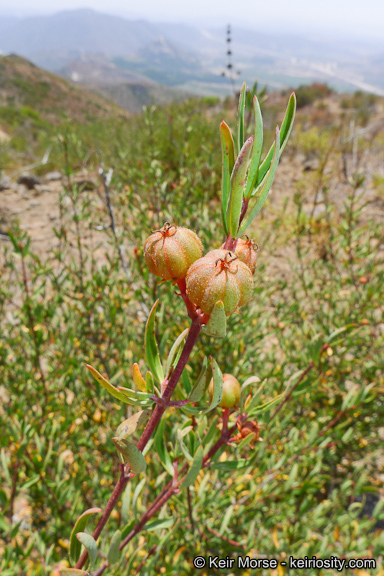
<box><xmin>221</xmin><ymin>236</ymin><xmax>258</xmax><ymax>274</ymax></box>
<box><xmin>185</xmin><ymin>249</ymin><xmax>254</xmax><ymax>316</ymax></box>
<box><xmin>208</xmin><ymin>373</ymin><xmax>241</xmax><ymax>408</ymax></box>
<box><xmin>144</xmin><ymin>223</ymin><xmax>203</xmax><ymax>281</ymax></box>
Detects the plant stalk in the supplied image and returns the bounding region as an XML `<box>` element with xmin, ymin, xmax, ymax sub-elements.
<box><xmin>76</xmin><ymin>312</ymin><xmax>204</xmax><ymax>570</ymax></box>
<box><xmin>90</xmin><ymin>418</ymin><xmax>237</xmax><ymax>576</ymax></box>
<box><xmin>76</xmin><ymin>228</ymin><xmax>241</xmax><ymax>570</ymax></box>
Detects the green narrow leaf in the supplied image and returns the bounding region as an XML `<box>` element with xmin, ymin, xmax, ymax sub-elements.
<box><xmin>7</xmin><ymin>230</ymin><xmax>22</xmax><ymax>253</ymax></box>
<box><xmin>142</xmin><ymin>437</ymin><xmax>154</xmax><ymax>458</ymax></box>
<box><xmin>132</xmin><ymin>477</ymin><xmax>146</xmax><ymax>519</ymax></box>
<box><xmin>372</xmin><ymin>498</ymin><xmax>384</xmax><ymax>518</ymax></box>
<box><xmin>112</xmin><ymin>438</ymin><xmax>147</xmax><ymax>474</ymax></box>
<box><xmin>146</xmin><ymin>371</ymin><xmax>154</xmax><ymax>394</ymax></box>
<box><xmin>254</xmin><ymin>92</ymin><xmax>296</xmax><ymax>188</ymax></box>
<box><xmin>341</xmin><ymin>428</ymin><xmax>353</xmax><ymax>443</ymax></box>
<box><xmin>76</xmin><ymin>533</ymin><xmax>97</xmax><ymax>568</ymax></box>
<box><xmin>244</xmin><ymin>96</ymin><xmax>263</xmax><ymax>199</ymax></box>
<box><xmin>237</xmin><ymin>433</ymin><xmax>257</xmax><ymax>450</ymax></box>
<box><xmin>241</xmin><ymin>377</ymin><xmax>266</xmax><ymax>413</ymax></box>
<box><xmin>248</xmin><ymin>392</ymin><xmax>284</xmax><ymax>417</ymax></box>
<box><xmin>155</xmin><ymin>419</ymin><xmax>174</xmax><ymax>476</ymax></box>
<box><xmin>159</xmin><ymin>327</ymin><xmax>169</xmax><ymax>359</ymax></box>
<box><xmin>189</xmin><ymin>357</ymin><xmax>210</xmax><ymax>402</ymax></box>
<box><xmin>327</xmin><ymin>324</ymin><xmax>356</xmax><ymax>343</ymax></box>
<box><xmin>165</xmin><ymin>328</ymin><xmax>189</xmax><ymax>377</ymax></box>
<box><xmin>247</xmin><ymin>519</ymin><xmax>256</xmax><ymax>548</ymax></box>
<box><xmin>220</xmin><ymin>121</ymin><xmax>235</xmax><ymax>235</ymax></box>
<box><xmin>181</xmin><ymin>445</ymin><xmax>204</xmax><ymax>488</ymax></box>
<box><xmin>21</xmin><ymin>475</ymin><xmax>40</xmax><ymax>490</ymax></box>
<box><xmin>307</xmin><ymin>422</ymin><xmax>319</xmax><ymax>445</ymax></box>
<box><xmin>203</xmin><ymin>357</ymin><xmax>223</xmax><ymax>414</ymax></box>
<box><xmin>285</xmin><ymin>463</ymin><xmax>298</xmax><ymax>489</ymax></box>
<box><xmin>145</xmin><ymin>300</ymin><xmax>165</xmax><ymax>385</ymax></box>
<box><xmin>132</xmin><ymin>363</ymin><xmax>147</xmax><ymax>392</ymax></box>
<box><xmin>86</xmin><ymin>364</ymin><xmax>127</xmax><ymax>403</ymax></box>
<box><xmin>211</xmin><ymin>460</ymin><xmax>249</xmax><ymax>471</ymax></box>
<box><xmin>116</xmin><ymin>410</ymin><xmax>151</xmax><ymax>439</ymax></box>
<box><xmin>203</xmin><ymin>416</ymin><xmax>219</xmax><ymax>447</ymax></box>
<box><xmin>145</xmin><ymin>517</ymin><xmax>174</xmax><ymax>532</ymax></box>
<box><xmin>117</xmin><ymin>387</ymin><xmax>154</xmax><ymax>406</ymax></box>
<box><xmin>177</xmin><ymin>428</ymin><xmax>194</xmax><ymax>462</ymax></box>
<box><xmin>69</xmin><ymin>508</ymin><xmax>101</xmax><ymax>565</ymax></box>
<box><xmin>277</xmin><ymin>91</ymin><xmax>296</xmax><ymax>155</ymax></box>
<box><xmin>342</xmin><ymin>387</ymin><xmax>358</xmax><ymax>411</ymax></box>
<box><xmin>227</xmin><ymin>136</ymin><xmax>253</xmax><ymax>238</ymax></box>
<box><xmin>108</xmin><ymin>530</ymin><xmax>122</xmax><ymax>564</ymax></box>
<box><xmin>204</xmin><ymin>300</ymin><xmax>227</xmax><ymax>338</ymax></box>
<box><xmin>0</xmin><ymin>489</ymin><xmax>7</xmax><ymax>507</ymax></box>
<box><xmin>182</xmin><ymin>369</ymin><xmax>192</xmax><ymax>395</ymax></box>
<box><xmin>121</xmin><ymin>519</ymin><xmax>135</xmax><ymax>540</ymax></box>
<box><xmin>1</xmin><ymin>449</ymin><xmax>11</xmax><ymax>484</ymax></box>
<box><xmin>121</xmin><ymin>483</ymin><xmax>131</xmax><ymax>525</ymax></box>
<box><xmin>219</xmin><ymin>505</ymin><xmax>233</xmax><ymax>535</ymax></box>
<box><xmin>177</xmin><ymin>425</ymin><xmax>193</xmax><ymax>441</ymax></box>
<box><xmin>239</xmin><ymin>126</ymin><xmax>280</xmax><ymax>235</ymax></box>
<box><xmin>237</xmin><ymin>81</ymin><xmax>246</xmax><ymax>153</ymax></box>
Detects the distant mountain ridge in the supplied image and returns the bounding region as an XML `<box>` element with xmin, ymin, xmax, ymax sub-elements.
<box><xmin>0</xmin><ymin>9</ymin><xmax>157</xmax><ymax>58</ymax></box>
<box><xmin>1</xmin><ymin>9</ymin><xmax>383</xmax><ymax>95</ymax></box>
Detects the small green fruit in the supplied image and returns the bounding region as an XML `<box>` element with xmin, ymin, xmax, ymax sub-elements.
<box><xmin>208</xmin><ymin>373</ymin><xmax>241</xmax><ymax>408</ymax></box>
<box><xmin>185</xmin><ymin>249</ymin><xmax>253</xmax><ymax>316</ymax></box>
<box><xmin>144</xmin><ymin>223</ymin><xmax>203</xmax><ymax>281</ymax></box>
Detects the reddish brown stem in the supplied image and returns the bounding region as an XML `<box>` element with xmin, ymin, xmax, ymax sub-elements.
<box><xmin>223</xmin><ymin>235</ymin><xmax>236</xmax><ymax>251</ymax></box>
<box><xmin>176</xmin><ymin>278</ymin><xmax>197</xmax><ymax>319</ymax></box>
<box><xmin>91</xmin><ymin>418</ymin><xmax>238</xmax><ymax>575</ymax></box>
<box><xmin>204</xmin><ymin>525</ymin><xmax>246</xmax><ymax>549</ymax></box>
<box><xmin>137</xmin><ymin>315</ymin><xmax>203</xmax><ymax>451</ymax></box>
<box><xmin>76</xmin><ymin>313</ymin><xmax>204</xmax><ymax>570</ymax></box>
<box><xmin>76</xmin><ymin>464</ymin><xmax>128</xmax><ymax>569</ymax></box>
<box><xmin>76</xmin><ymin>217</ymin><xmax>250</xmax><ymax>571</ymax></box>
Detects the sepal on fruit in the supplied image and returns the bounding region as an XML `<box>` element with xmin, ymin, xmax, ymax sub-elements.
<box><xmin>204</xmin><ymin>300</ymin><xmax>227</xmax><ymax>338</ymax></box>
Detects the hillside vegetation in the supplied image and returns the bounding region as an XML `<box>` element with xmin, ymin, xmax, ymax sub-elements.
<box><xmin>0</xmin><ymin>54</ymin><xmax>132</xmax><ymax>174</ymax></box>
<box><xmin>0</xmin><ymin>55</ymin><xmax>127</xmax><ymax>123</ymax></box>
<box><xmin>1</xmin><ymin>66</ymin><xmax>384</xmax><ymax>576</ymax></box>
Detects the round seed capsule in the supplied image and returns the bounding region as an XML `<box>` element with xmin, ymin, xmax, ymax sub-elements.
<box><xmin>185</xmin><ymin>249</ymin><xmax>253</xmax><ymax>316</ymax></box>
<box><xmin>144</xmin><ymin>223</ymin><xmax>203</xmax><ymax>281</ymax></box>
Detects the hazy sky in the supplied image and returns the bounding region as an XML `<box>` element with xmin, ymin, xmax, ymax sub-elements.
<box><xmin>1</xmin><ymin>0</ymin><xmax>383</xmax><ymax>43</ymax></box>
